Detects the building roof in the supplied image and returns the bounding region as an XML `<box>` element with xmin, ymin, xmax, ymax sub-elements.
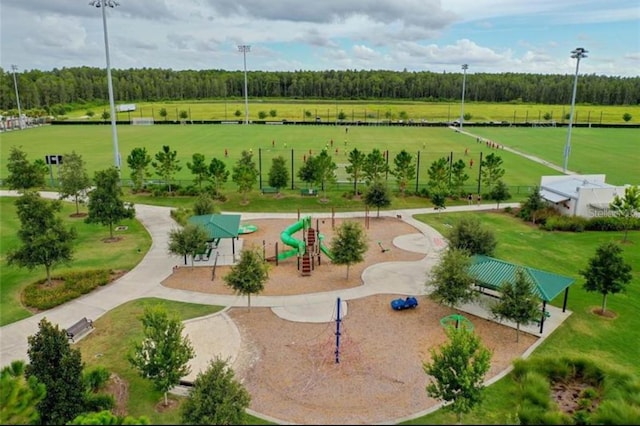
<box><xmin>469</xmin><ymin>255</ymin><xmax>576</xmax><ymax>302</ymax></box>
<box><xmin>541</xmin><ymin>176</ymin><xmax>616</xmax><ymax>200</ymax></box>
<box><xmin>187</xmin><ymin>214</ymin><xmax>241</xmax><ymax>240</ymax></box>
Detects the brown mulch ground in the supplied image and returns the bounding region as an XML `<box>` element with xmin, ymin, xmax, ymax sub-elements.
<box><xmin>161</xmin><ymin>216</ymin><xmax>538</xmax><ymax>425</ymax></box>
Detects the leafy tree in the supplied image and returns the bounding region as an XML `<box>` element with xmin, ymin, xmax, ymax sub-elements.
<box><xmin>490</xmin><ymin>268</ymin><xmax>541</xmax><ymax>342</ymax></box>
<box><xmin>0</xmin><ymin>360</ymin><xmax>46</xmax><ymax>425</ymax></box>
<box><xmin>610</xmin><ymin>184</ymin><xmax>640</xmax><ymax>242</ymax></box>
<box><xmin>446</xmin><ymin>216</ymin><xmax>497</xmax><ymax>256</ymax></box>
<box><xmin>423</xmin><ymin>326</ymin><xmax>492</xmax><ymax>424</ymax></box>
<box><xmin>269</xmin><ymin>109</ymin><xmax>277</xmax><ymax>117</ymax></box>
<box><xmin>101</xmin><ymin>111</ymin><xmax>110</xmax><ymax>121</ymax></box>
<box><xmin>329</xmin><ymin>220</ymin><xmax>368</xmax><ymax>279</ymax></box>
<box><xmin>479</xmin><ymin>152</ymin><xmax>505</xmax><ymax>193</ymax></box>
<box><xmin>313</xmin><ymin>149</ymin><xmax>337</xmax><ymax>198</ymax></box>
<box><xmin>362</xmin><ymin>148</ymin><xmax>389</xmax><ymax>185</ymax></box>
<box><xmin>431</xmin><ymin>191</ymin><xmax>447</xmax><ymax>211</ymax></box>
<box><xmin>126</xmin><ymin>147</ymin><xmax>152</xmax><ymax>193</ymax></box>
<box><xmin>7</xmin><ymin>191</ymin><xmax>76</xmax><ymax>285</ymax></box>
<box><xmin>168</xmin><ymin>223</ymin><xmax>209</xmax><ymax>267</ymax></box>
<box><xmin>159</xmin><ymin>107</ymin><xmax>168</xmax><ymax>121</ymax></box>
<box><xmin>297</xmin><ymin>154</ymin><xmax>318</xmax><ymax>188</ymax></box>
<box><xmin>622</xmin><ymin>112</ymin><xmax>632</xmax><ymax>122</ymax></box>
<box><xmin>520</xmin><ymin>185</ymin><xmax>545</xmax><ymax>224</ymax></box>
<box><xmin>186</xmin><ymin>152</ymin><xmax>209</xmax><ymax>189</ymax></box>
<box><xmin>267</xmin><ymin>155</ymin><xmax>289</xmax><ymax>191</ymax></box>
<box><xmin>224</xmin><ymin>247</ymin><xmax>269</xmax><ymax>311</ymax></box>
<box><xmin>489</xmin><ymin>179</ymin><xmax>511</xmax><ymax>208</ymax></box>
<box><xmin>337</xmin><ymin>110</ymin><xmax>347</xmax><ymax>120</ymax></box>
<box><xmin>6</xmin><ymin>145</ymin><xmax>46</xmax><ymax>192</ymax></box>
<box><xmin>193</xmin><ymin>193</ymin><xmax>217</xmax><ymax>216</ymax></box>
<box><xmin>68</xmin><ymin>410</ymin><xmax>150</xmax><ymax>425</ymax></box>
<box><xmin>231</xmin><ymin>150</ymin><xmax>259</xmax><ymax>204</ymax></box>
<box><xmin>234</xmin><ymin>109</ymin><xmax>242</xmax><ymax>117</ymax></box>
<box><xmin>180</xmin><ymin>357</ymin><xmax>251</xmax><ymax>425</ymax></box>
<box><xmin>364</xmin><ymin>180</ymin><xmax>391</xmax><ymax>217</ymax></box>
<box><xmin>345</xmin><ymin>147</ymin><xmax>366</xmax><ymax>195</ymax></box>
<box><xmin>580</xmin><ymin>242</ymin><xmax>633</xmax><ymax>314</ymax></box>
<box><xmin>449</xmin><ymin>159</ymin><xmax>469</xmax><ymax>199</ymax></box>
<box><xmin>179</xmin><ymin>110</ymin><xmax>188</xmax><ymax>121</ymax></box>
<box><xmin>427</xmin><ymin>247</ymin><xmax>476</xmax><ymax>308</ymax></box>
<box><xmin>86</xmin><ymin>167</ymin><xmax>135</xmax><ymax>239</ymax></box>
<box><xmin>208</xmin><ymin>157</ymin><xmax>229</xmax><ymax>195</ymax></box>
<box><xmin>391</xmin><ymin>149</ymin><xmax>416</xmax><ymax>197</ymax></box>
<box><xmin>128</xmin><ymin>305</ymin><xmax>195</xmax><ymax>407</ymax></box>
<box><xmin>58</xmin><ymin>151</ymin><xmax>91</xmax><ymax>215</ymax></box>
<box><xmin>86</xmin><ymin>110</ymin><xmax>95</xmax><ymax>118</ymax></box>
<box><xmin>26</xmin><ymin>318</ymin><xmax>86</xmax><ymax>425</ymax></box>
<box><xmin>427</xmin><ymin>157</ymin><xmax>450</xmax><ymax>197</ymax></box>
<box><xmin>258</xmin><ymin>111</ymin><xmax>267</xmax><ymax>119</ymax></box>
<box><xmin>152</xmin><ymin>145</ymin><xmax>181</xmax><ymax>194</ymax></box>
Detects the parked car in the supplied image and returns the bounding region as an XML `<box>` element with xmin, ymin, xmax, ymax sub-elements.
<box><xmin>390</xmin><ymin>296</ymin><xmax>418</xmax><ymax>310</ymax></box>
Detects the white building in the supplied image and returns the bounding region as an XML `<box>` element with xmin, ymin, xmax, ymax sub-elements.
<box><xmin>539</xmin><ymin>175</ymin><xmax>630</xmax><ymax>218</ymax></box>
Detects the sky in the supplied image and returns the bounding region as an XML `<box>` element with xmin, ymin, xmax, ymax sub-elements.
<box><xmin>1</xmin><ymin>0</ymin><xmax>639</xmax><ymax>77</ymax></box>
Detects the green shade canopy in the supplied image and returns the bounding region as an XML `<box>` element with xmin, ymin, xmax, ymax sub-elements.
<box><xmin>469</xmin><ymin>255</ymin><xmax>576</xmax><ymax>302</ymax></box>
<box><xmin>187</xmin><ymin>214</ymin><xmax>241</xmax><ymax>240</ymax></box>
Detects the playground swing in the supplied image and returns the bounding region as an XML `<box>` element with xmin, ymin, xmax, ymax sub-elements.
<box><xmin>378</xmin><ymin>241</ymin><xmax>390</xmax><ymax>253</ymax></box>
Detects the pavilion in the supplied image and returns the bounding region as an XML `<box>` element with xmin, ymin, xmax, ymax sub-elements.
<box><xmin>187</xmin><ymin>213</ymin><xmax>242</xmax><ymax>258</ymax></box>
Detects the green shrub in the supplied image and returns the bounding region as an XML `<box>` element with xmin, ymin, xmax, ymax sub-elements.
<box><xmin>83</xmin><ymin>393</ymin><xmax>115</xmax><ymax>412</ymax></box>
<box><xmin>22</xmin><ymin>269</ymin><xmax>112</xmax><ymax>309</ymax></box>
<box><xmin>84</xmin><ymin>366</ymin><xmax>111</xmax><ymax>392</ymax></box>
<box><xmin>170</xmin><ymin>207</ymin><xmax>191</xmax><ymax>226</ymax></box>
<box><xmin>541</xmin><ymin>215</ymin><xmax>587</xmax><ymax>232</ymax></box>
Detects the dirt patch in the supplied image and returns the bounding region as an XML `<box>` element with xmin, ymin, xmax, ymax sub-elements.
<box><xmin>70</xmin><ymin>212</ymin><xmax>88</xmax><ymax>218</ymax></box>
<box><xmin>104</xmin><ymin>373</ymin><xmax>129</xmax><ymax>417</ymax></box>
<box><xmin>551</xmin><ymin>379</ymin><xmax>600</xmax><ymax>416</ymax></box>
<box><xmin>101</xmin><ymin>236</ymin><xmax>124</xmax><ymax>243</ymax></box>
<box><xmin>154</xmin><ymin>396</ymin><xmax>180</xmax><ymax>413</ymax></box>
<box><xmin>590</xmin><ymin>307</ymin><xmax>617</xmax><ymax>319</ymax></box>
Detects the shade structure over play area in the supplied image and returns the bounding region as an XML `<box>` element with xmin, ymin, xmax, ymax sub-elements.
<box><xmin>187</xmin><ymin>214</ymin><xmax>242</xmax><ymax>256</ymax></box>
<box><xmin>468</xmin><ymin>255</ymin><xmax>576</xmax><ymax>333</ymax></box>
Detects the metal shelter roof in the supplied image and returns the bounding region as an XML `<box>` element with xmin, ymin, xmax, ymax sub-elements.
<box><xmin>469</xmin><ymin>255</ymin><xmax>576</xmax><ymax>302</ymax></box>
<box><xmin>187</xmin><ymin>214</ymin><xmax>241</xmax><ymax>240</ymax></box>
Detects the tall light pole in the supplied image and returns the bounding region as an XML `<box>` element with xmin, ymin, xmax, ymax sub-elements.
<box><xmin>10</xmin><ymin>65</ymin><xmax>24</xmax><ymax>130</ymax></box>
<box><xmin>563</xmin><ymin>47</ymin><xmax>588</xmax><ymax>173</ymax></box>
<box><xmin>91</xmin><ymin>0</ymin><xmax>121</xmax><ymax>170</ymax></box>
<box><xmin>460</xmin><ymin>64</ymin><xmax>468</xmax><ymax>129</ymax></box>
<box><xmin>238</xmin><ymin>45</ymin><xmax>251</xmax><ymax>125</ymax></box>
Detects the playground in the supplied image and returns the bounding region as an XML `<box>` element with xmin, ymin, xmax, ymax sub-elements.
<box><xmin>162</xmin><ymin>215</ymin><xmax>541</xmax><ymax>424</ymax></box>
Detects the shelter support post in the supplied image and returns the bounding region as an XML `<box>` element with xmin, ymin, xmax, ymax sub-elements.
<box><xmin>539</xmin><ymin>300</ymin><xmax>547</xmax><ymax>334</ymax></box>
<box><xmin>562</xmin><ymin>288</ymin><xmax>569</xmax><ymax>312</ymax></box>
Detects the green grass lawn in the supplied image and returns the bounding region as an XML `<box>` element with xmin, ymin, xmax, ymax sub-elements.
<box><xmin>405</xmin><ymin>211</ymin><xmax>640</xmax><ymax>424</ymax></box>
<box><xmin>0</xmin><ymin>196</ymin><xmax>152</xmax><ymax>326</ymax></box>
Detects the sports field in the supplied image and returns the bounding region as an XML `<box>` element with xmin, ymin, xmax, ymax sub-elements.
<box><xmin>0</xmin><ymin>124</ymin><xmax>636</xmax><ymax>188</ymax></box>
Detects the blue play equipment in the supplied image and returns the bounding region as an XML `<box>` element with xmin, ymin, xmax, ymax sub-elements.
<box><xmin>391</xmin><ymin>296</ymin><xmax>418</xmax><ymax>311</ymax></box>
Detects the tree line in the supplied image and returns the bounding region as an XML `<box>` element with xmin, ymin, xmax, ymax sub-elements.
<box><xmin>1</xmin><ymin>67</ymin><xmax>638</xmax><ymax>114</ymax></box>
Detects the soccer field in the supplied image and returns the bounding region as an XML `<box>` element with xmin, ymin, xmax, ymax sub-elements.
<box><xmin>0</xmin><ymin>124</ymin><xmax>635</xmax><ymax>188</ymax></box>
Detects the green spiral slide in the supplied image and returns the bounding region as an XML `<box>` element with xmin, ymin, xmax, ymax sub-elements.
<box><xmin>278</xmin><ymin>216</ymin><xmax>333</xmax><ymax>261</ymax></box>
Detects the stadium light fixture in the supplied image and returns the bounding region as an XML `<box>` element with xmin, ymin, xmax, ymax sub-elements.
<box><xmin>460</xmin><ymin>64</ymin><xmax>468</xmax><ymax>129</ymax></box>
<box><xmin>238</xmin><ymin>45</ymin><xmax>251</xmax><ymax>125</ymax></box>
<box><xmin>563</xmin><ymin>47</ymin><xmax>588</xmax><ymax>173</ymax></box>
<box><xmin>90</xmin><ymin>0</ymin><xmax>121</xmax><ymax>170</ymax></box>
<box><xmin>10</xmin><ymin>65</ymin><xmax>24</xmax><ymax>130</ymax></box>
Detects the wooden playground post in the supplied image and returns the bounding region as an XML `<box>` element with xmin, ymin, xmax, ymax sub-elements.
<box><xmin>332</xmin><ymin>207</ymin><xmax>335</xmax><ymax>229</ymax></box>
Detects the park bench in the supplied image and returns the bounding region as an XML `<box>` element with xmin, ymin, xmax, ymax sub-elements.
<box><xmin>300</xmin><ymin>188</ymin><xmax>317</xmax><ymax>196</ymax></box>
<box><xmin>66</xmin><ymin>317</ymin><xmax>94</xmax><ymax>343</ymax></box>
<box><xmin>261</xmin><ymin>186</ymin><xmax>279</xmax><ymax>194</ymax></box>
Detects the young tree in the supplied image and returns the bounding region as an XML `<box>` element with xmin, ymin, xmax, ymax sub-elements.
<box><xmin>423</xmin><ymin>326</ymin><xmax>492</xmax><ymax>424</ymax></box>
<box><xmin>58</xmin><ymin>150</ymin><xmax>91</xmax><ymax>215</ymax></box>
<box><xmin>427</xmin><ymin>247</ymin><xmax>476</xmax><ymax>308</ymax></box>
<box><xmin>179</xmin><ymin>110</ymin><xmax>189</xmax><ymax>122</ymax></box>
<box><xmin>6</xmin><ymin>145</ymin><xmax>46</xmax><ymax>192</ymax></box>
<box><xmin>490</xmin><ymin>179</ymin><xmax>511</xmax><ymax>208</ymax></box>
<box><xmin>345</xmin><ymin>147</ymin><xmax>366</xmax><ymax>195</ymax></box>
<box><xmin>193</xmin><ymin>193</ymin><xmax>217</xmax><ymax>216</ymax></box>
<box><xmin>520</xmin><ymin>185</ymin><xmax>545</xmax><ymax>224</ymax></box>
<box><xmin>362</xmin><ymin>148</ymin><xmax>389</xmax><ymax>185</ymax></box>
<box><xmin>7</xmin><ymin>191</ymin><xmax>77</xmax><ymax>285</ymax></box>
<box><xmin>152</xmin><ymin>145</ymin><xmax>181</xmax><ymax>194</ymax></box>
<box><xmin>610</xmin><ymin>184</ymin><xmax>640</xmax><ymax>243</ymax></box>
<box><xmin>330</xmin><ymin>220</ymin><xmax>369</xmax><ymax>279</ymax></box>
<box><xmin>479</xmin><ymin>152</ymin><xmax>505</xmax><ymax>194</ymax></box>
<box><xmin>224</xmin><ymin>247</ymin><xmax>269</xmax><ymax>311</ymax></box>
<box><xmin>580</xmin><ymin>242</ymin><xmax>633</xmax><ymax>314</ymax></box>
<box><xmin>126</xmin><ymin>147</ymin><xmax>152</xmax><ymax>193</ymax></box>
<box><xmin>313</xmin><ymin>149</ymin><xmax>337</xmax><ymax>199</ymax></box>
<box><xmin>297</xmin><ymin>154</ymin><xmax>319</xmax><ymax>188</ymax></box>
<box><xmin>208</xmin><ymin>157</ymin><xmax>229</xmax><ymax>196</ymax></box>
<box><xmin>86</xmin><ymin>167</ymin><xmax>136</xmax><ymax>239</ymax></box>
<box><xmin>128</xmin><ymin>305</ymin><xmax>195</xmax><ymax>407</ymax></box>
<box><xmin>1</xmin><ymin>361</ymin><xmax>46</xmax><ymax>425</ymax></box>
<box><xmin>180</xmin><ymin>357</ymin><xmax>251</xmax><ymax>425</ymax></box>
<box><xmin>446</xmin><ymin>216</ymin><xmax>497</xmax><ymax>256</ymax></box>
<box><xmin>427</xmin><ymin>157</ymin><xmax>450</xmax><ymax>198</ymax></box>
<box><xmin>490</xmin><ymin>268</ymin><xmax>541</xmax><ymax>342</ymax></box>
<box><xmin>267</xmin><ymin>155</ymin><xmax>289</xmax><ymax>191</ymax></box>
<box><xmin>231</xmin><ymin>150</ymin><xmax>259</xmax><ymax>204</ymax></box>
<box><xmin>449</xmin><ymin>159</ymin><xmax>469</xmax><ymax>199</ymax></box>
<box><xmin>364</xmin><ymin>180</ymin><xmax>392</xmax><ymax>217</ymax></box>
<box><xmin>167</xmin><ymin>223</ymin><xmax>209</xmax><ymax>267</ymax></box>
<box><xmin>391</xmin><ymin>149</ymin><xmax>416</xmax><ymax>197</ymax></box>
<box><xmin>186</xmin><ymin>152</ymin><xmax>209</xmax><ymax>189</ymax></box>
<box><xmin>26</xmin><ymin>318</ymin><xmax>86</xmax><ymax>425</ymax></box>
